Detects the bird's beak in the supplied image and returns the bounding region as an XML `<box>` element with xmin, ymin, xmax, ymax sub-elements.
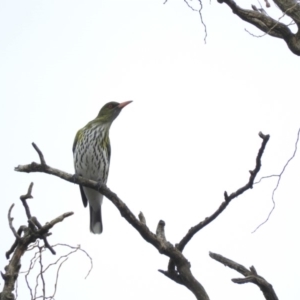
<box><xmin>118</xmin><ymin>101</ymin><xmax>133</xmax><ymax>109</ymax></box>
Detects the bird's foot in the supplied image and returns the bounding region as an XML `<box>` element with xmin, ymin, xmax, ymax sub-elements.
<box><xmin>72</xmin><ymin>174</ymin><xmax>79</xmax><ymax>184</ymax></box>
<box><xmin>96</xmin><ymin>181</ymin><xmax>103</xmax><ymax>192</ymax></box>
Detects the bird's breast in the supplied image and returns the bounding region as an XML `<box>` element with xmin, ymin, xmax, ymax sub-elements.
<box><xmin>74</xmin><ymin>126</ymin><xmax>110</xmax><ymax>182</ymax></box>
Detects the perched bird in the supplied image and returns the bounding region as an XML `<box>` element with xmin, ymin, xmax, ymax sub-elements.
<box><xmin>73</xmin><ymin>101</ymin><xmax>132</xmax><ymax>234</ymax></box>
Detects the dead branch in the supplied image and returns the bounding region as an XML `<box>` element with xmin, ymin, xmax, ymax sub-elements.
<box><xmin>20</xmin><ymin>182</ymin><xmax>33</xmax><ymax>219</ymax></box>
<box><xmin>15</xmin><ymin>146</ymin><xmax>211</xmax><ymax>300</ymax></box>
<box><xmin>14</xmin><ymin>132</ymin><xmax>270</xmax><ymax>300</ymax></box>
<box><xmin>217</xmin><ymin>0</ymin><xmax>300</xmax><ymax>56</ymax></box>
<box><xmin>178</xmin><ymin>132</ymin><xmax>269</xmax><ymax>249</ymax></box>
<box><xmin>0</xmin><ymin>183</ymin><xmax>73</xmax><ymax>300</ymax></box>
<box><xmin>209</xmin><ymin>252</ymin><xmax>279</xmax><ymax>300</ymax></box>
<box><xmin>167</xmin><ymin>132</ymin><xmax>269</xmax><ymax>273</ymax></box>
<box><xmin>164</xmin><ymin>0</ymin><xmax>207</xmax><ymax>43</ymax></box>
<box><xmin>253</xmin><ymin>127</ymin><xmax>300</xmax><ymax>232</ymax></box>
<box><xmin>21</xmin><ymin>242</ymin><xmax>92</xmax><ymax>299</ymax></box>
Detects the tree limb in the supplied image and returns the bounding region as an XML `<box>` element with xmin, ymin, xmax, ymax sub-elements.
<box><xmin>15</xmin><ymin>145</ymin><xmax>210</xmax><ymax>300</ymax></box>
<box><xmin>273</xmin><ymin>0</ymin><xmax>300</xmax><ymax>25</ymax></box>
<box><xmin>253</xmin><ymin>127</ymin><xmax>300</xmax><ymax>232</ymax></box>
<box><xmin>209</xmin><ymin>252</ymin><xmax>279</xmax><ymax>300</ymax></box>
<box><xmin>166</xmin><ymin>132</ymin><xmax>269</xmax><ymax>274</ymax></box>
<box><xmin>218</xmin><ymin>0</ymin><xmax>300</xmax><ymax>55</ymax></box>
<box><xmin>14</xmin><ymin>132</ymin><xmax>270</xmax><ymax>300</ymax></box>
<box><xmin>0</xmin><ymin>183</ymin><xmax>73</xmax><ymax>300</ymax></box>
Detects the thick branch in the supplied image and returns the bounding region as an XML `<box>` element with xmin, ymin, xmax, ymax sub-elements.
<box><xmin>218</xmin><ymin>0</ymin><xmax>300</xmax><ymax>55</ymax></box>
<box><xmin>209</xmin><ymin>252</ymin><xmax>279</xmax><ymax>300</ymax></box>
<box><xmin>15</xmin><ymin>146</ymin><xmax>210</xmax><ymax>300</ymax></box>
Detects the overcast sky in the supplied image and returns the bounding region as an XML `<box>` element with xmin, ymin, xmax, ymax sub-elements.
<box><xmin>1</xmin><ymin>0</ymin><xmax>300</xmax><ymax>299</ymax></box>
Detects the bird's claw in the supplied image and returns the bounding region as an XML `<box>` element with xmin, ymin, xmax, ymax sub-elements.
<box><xmin>96</xmin><ymin>181</ymin><xmax>103</xmax><ymax>192</ymax></box>
<box><xmin>72</xmin><ymin>174</ymin><xmax>79</xmax><ymax>184</ymax></box>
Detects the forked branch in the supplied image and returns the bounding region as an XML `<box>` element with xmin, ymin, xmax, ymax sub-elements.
<box><xmin>0</xmin><ymin>183</ymin><xmax>73</xmax><ymax>300</ymax></box>
<box><xmin>14</xmin><ymin>132</ymin><xmax>270</xmax><ymax>300</ymax></box>
<box><xmin>210</xmin><ymin>252</ymin><xmax>279</xmax><ymax>300</ymax></box>
<box><xmin>167</xmin><ymin>132</ymin><xmax>269</xmax><ymax>274</ymax></box>
<box><xmin>217</xmin><ymin>0</ymin><xmax>300</xmax><ymax>56</ymax></box>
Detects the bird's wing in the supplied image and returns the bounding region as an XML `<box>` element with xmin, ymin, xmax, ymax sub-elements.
<box><xmin>73</xmin><ymin>129</ymin><xmax>88</xmax><ymax>207</ymax></box>
<box><xmin>107</xmin><ymin>136</ymin><xmax>111</xmax><ymax>163</ymax></box>
<box><xmin>79</xmin><ymin>185</ymin><xmax>88</xmax><ymax>207</ymax></box>
<box><xmin>72</xmin><ymin>129</ymin><xmax>83</xmax><ymax>153</ymax></box>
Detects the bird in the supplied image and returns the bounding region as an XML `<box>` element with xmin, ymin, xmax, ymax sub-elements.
<box><xmin>73</xmin><ymin>101</ymin><xmax>132</xmax><ymax>234</ymax></box>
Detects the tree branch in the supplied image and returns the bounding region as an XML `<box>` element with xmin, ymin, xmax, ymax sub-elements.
<box><xmin>209</xmin><ymin>252</ymin><xmax>279</xmax><ymax>300</ymax></box>
<box><xmin>167</xmin><ymin>132</ymin><xmax>269</xmax><ymax>274</ymax></box>
<box><xmin>177</xmin><ymin>132</ymin><xmax>269</xmax><ymax>251</ymax></box>
<box><xmin>0</xmin><ymin>183</ymin><xmax>73</xmax><ymax>300</ymax></box>
<box><xmin>273</xmin><ymin>0</ymin><xmax>300</xmax><ymax>25</ymax></box>
<box><xmin>218</xmin><ymin>0</ymin><xmax>300</xmax><ymax>55</ymax></box>
<box><xmin>253</xmin><ymin>127</ymin><xmax>300</xmax><ymax>232</ymax></box>
<box><xmin>15</xmin><ymin>145</ymin><xmax>210</xmax><ymax>300</ymax></box>
<box><xmin>14</xmin><ymin>132</ymin><xmax>270</xmax><ymax>300</ymax></box>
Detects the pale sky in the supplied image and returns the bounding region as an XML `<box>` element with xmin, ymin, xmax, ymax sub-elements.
<box><xmin>1</xmin><ymin>1</ymin><xmax>300</xmax><ymax>299</ymax></box>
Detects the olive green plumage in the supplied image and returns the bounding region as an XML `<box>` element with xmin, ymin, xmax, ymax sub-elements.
<box><xmin>73</xmin><ymin>101</ymin><xmax>132</xmax><ymax>234</ymax></box>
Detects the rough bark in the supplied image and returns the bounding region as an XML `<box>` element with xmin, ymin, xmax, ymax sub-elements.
<box><xmin>218</xmin><ymin>0</ymin><xmax>300</xmax><ymax>55</ymax></box>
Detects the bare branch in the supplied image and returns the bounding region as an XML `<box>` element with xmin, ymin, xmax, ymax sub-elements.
<box><xmin>20</xmin><ymin>182</ymin><xmax>34</xmax><ymax>220</ymax></box>
<box><xmin>38</xmin><ymin>247</ymin><xmax>46</xmax><ymax>299</ymax></box>
<box><xmin>176</xmin><ymin>132</ymin><xmax>269</xmax><ymax>253</ymax></box>
<box><xmin>253</xmin><ymin>127</ymin><xmax>300</xmax><ymax>232</ymax></box>
<box><xmin>8</xmin><ymin>204</ymin><xmax>22</xmax><ymax>241</ymax></box>
<box><xmin>15</xmin><ymin>143</ymin><xmax>210</xmax><ymax>300</ymax></box>
<box><xmin>164</xmin><ymin>133</ymin><xmax>270</xmax><ymax>275</ymax></box>
<box><xmin>1</xmin><ymin>185</ymin><xmax>74</xmax><ymax>300</ymax></box>
<box><xmin>14</xmin><ymin>133</ymin><xmax>270</xmax><ymax>300</ymax></box>
<box><xmin>273</xmin><ymin>0</ymin><xmax>300</xmax><ymax>25</ymax></box>
<box><xmin>38</xmin><ymin>212</ymin><xmax>74</xmax><ymax>234</ymax></box>
<box><xmin>218</xmin><ymin>0</ymin><xmax>300</xmax><ymax>56</ymax></box>
<box><xmin>51</xmin><ymin>244</ymin><xmax>93</xmax><ymax>279</ymax></box>
<box><xmin>18</xmin><ymin>241</ymin><xmax>92</xmax><ymax>299</ymax></box>
<box><xmin>210</xmin><ymin>252</ymin><xmax>279</xmax><ymax>300</ymax></box>
<box><xmin>247</xmin><ymin>2</ymin><xmax>299</xmax><ymax>38</ymax></box>
<box><xmin>165</xmin><ymin>0</ymin><xmax>207</xmax><ymax>43</ymax></box>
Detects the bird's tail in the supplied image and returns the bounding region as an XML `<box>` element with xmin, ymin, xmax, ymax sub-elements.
<box><xmin>89</xmin><ymin>205</ymin><xmax>103</xmax><ymax>234</ymax></box>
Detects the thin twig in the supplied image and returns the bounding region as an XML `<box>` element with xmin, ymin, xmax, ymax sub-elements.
<box><xmin>183</xmin><ymin>0</ymin><xmax>208</xmax><ymax>43</ymax></box>
<box><xmin>49</xmin><ymin>257</ymin><xmax>69</xmax><ymax>299</ymax></box>
<box><xmin>38</xmin><ymin>247</ymin><xmax>46</xmax><ymax>300</ymax></box>
<box><xmin>52</xmin><ymin>244</ymin><xmax>93</xmax><ymax>279</ymax></box>
<box><xmin>253</xmin><ymin>127</ymin><xmax>300</xmax><ymax>232</ymax></box>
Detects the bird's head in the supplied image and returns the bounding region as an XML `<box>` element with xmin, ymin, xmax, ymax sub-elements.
<box><xmin>97</xmin><ymin>101</ymin><xmax>132</xmax><ymax>123</ymax></box>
